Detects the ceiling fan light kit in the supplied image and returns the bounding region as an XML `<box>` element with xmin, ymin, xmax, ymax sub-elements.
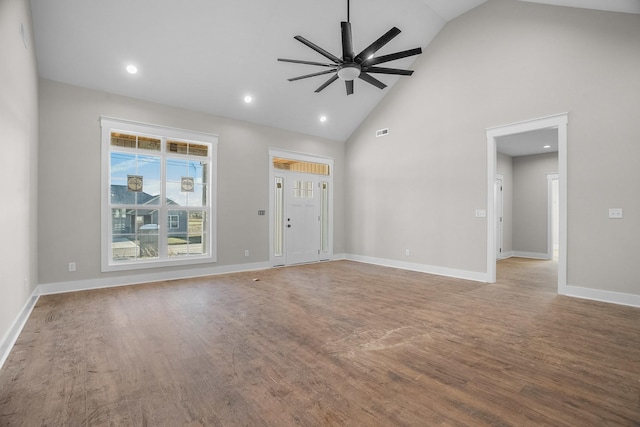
<box><xmin>278</xmin><ymin>0</ymin><xmax>422</xmax><ymax>96</ymax></box>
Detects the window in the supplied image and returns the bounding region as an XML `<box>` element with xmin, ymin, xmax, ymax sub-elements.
<box><xmin>101</xmin><ymin>117</ymin><xmax>217</xmax><ymax>271</ymax></box>
<box><xmin>168</xmin><ymin>215</ymin><xmax>179</xmax><ymax>229</ymax></box>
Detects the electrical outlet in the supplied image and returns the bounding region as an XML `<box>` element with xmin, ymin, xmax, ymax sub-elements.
<box><xmin>608</xmin><ymin>208</ymin><xmax>623</xmax><ymax>219</ymax></box>
<box><xmin>68</xmin><ymin>262</ymin><xmax>76</xmax><ymax>272</ymax></box>
<box><xmin>475</xmin><ymin>209</ymin><xmax>487</xmax><ymax>218</ymax></box>
<box><xmin>244</xmin><ymin>250</ymin><xmax>249</xmax><ymax>257</ymax></box>
<box><xmin>405</xmin><ymin>249</ymin><xmax>410</xmax><ymax>256</ymax></box>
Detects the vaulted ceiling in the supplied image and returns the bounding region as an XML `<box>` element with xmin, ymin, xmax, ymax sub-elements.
<box><xmin>30</xmin><ymin>0</ymin><xmax>640</xmax><ymax>142</ymax></box>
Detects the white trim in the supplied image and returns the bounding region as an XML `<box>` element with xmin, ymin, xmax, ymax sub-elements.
<box><xmin>268</xmin><ymin>148</ymin><xmax>334</xmax><ymax>267</ymax></box>
<box><xmin>346</xmin><ymin>254</ymin><xmax>488</xmax><ymax>283</ymax></box>
<box><xmin>565</xmin><ymin>286</ymin><xmax>640</xmax><ymax>309</ymax></box>
<box><xmin>0</xmin><ymin>289</ymin><xmax>40</xmax><ymax>370</ymax></box>
<box><xmin>511</xmin><ymin>251</ymin><xmax>550</xmax><ymax>260</ymax></box>
<box><xmin>38</xmin><ymin>261</ymin><xmax>271</xmax><ymax>296</ymax></box>
<box><xmin>500</xmin><ymin>251</ymin><xmax>515</xmax><ymax>259</ymax></box>
<box><xmin>486</xmin><ymin>113</ymin><xmax>568</xmax><ymax>294</ymax></box>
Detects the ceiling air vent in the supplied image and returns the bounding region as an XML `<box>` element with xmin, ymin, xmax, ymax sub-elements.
<box><xmin>376</xmin><ymin>128</ymin><xmax>389</xmax><ymax>138</ymax></box>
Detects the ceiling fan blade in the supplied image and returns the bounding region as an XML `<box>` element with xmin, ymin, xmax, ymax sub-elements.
<box><xmin>315</xmin><ymin>74</ymin><xmax>339</xmax><ymax>93</ymax></box>
<box><xmin>278</xmin><ymin>58</ymin><xmax>337</xmax><ymax>68</ymax></box>
<box><xmin>358</xmin><ymin>72</ymin><xmax>387</xmax><ymax>90</ymax></box>
<box><xmin>363</xmin><ymin>47</ymin><xmax>422</xmax><ymax>66</ymax></box>
<box><xmin>354</xmin><ymin>27</ymin><xmax>401</xmax><ymax>63</ymax></box>
<box><xmin>363</xmin><ymin>66</ymin><xmax>414</xmax><ymax>76</ymax></box>
<box><xmin>341</xmin><ymin>21</ymin><xmax>354</xmax><ymax>61</ymax></box>
<box><xmin>346</xmin><ymin>80</ymin><xmax>354</xmax><ymax>95</ymax></box>
<box><xmin>294</xmin><ymin>35</ymin><xmax>342</xmax><ymax>64</ymax></box>
<box><xmin>288</xmin><ymin>69</ymin><xmax>338</xmax><ymax>82</ymax></box>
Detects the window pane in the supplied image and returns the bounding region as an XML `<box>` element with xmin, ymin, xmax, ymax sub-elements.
<box><xmin>189</xmin><ymin>143</ymin><xmax>208</xmax><ymax>157</ymax></box>
<box><xmin>137</xmin><ymin>155</ymin><xmax>161</xmax><ymax>205</ymax></box>
<box><xmin>273</xmin><ymin>157</ymin><xmax>329</xmax><ymax>175</ymax></box>
<box><xmin>111</xmin><ymin>208</ymin><xmax>159</xmax><ymax>261</ymax></box>
<box><xmin>167</xmin><ymin>141</ymin><xmax>188</xmax><ymax>154</ymax></box>
<box><xmin>189</xmin><ymin>211</ymin><xmax>207</xmax><ymax>255</ymax></box>
<box><xmin>111</xmin><ymin>132</ymin><xmax>136</xmax><ymax>148</ymax></box>
<box><xmin>137</xmin><ymin>209</ymin><xmax>159</xmax><ymax>259</ymax></box>
<box><xmin>167</xmin><ymin>210</ymin><xmax>205</xmax><ymax>257</ymax></box>
<box><xmin>166</xmin><ymin>158</ymin><xmax>187</xmax><ymax>182</ymax></box>
<box><xmin>138</xmin><ymin>136</ymin><xmax>161</xmax><ymax>151</ymax></box>
<box><xmin>187</xmin><ymin>184</ymin><xmax>206</xmax><ymax>207</ymax></box>
<box><xmin>112</xmin><ymin>234</ymin><xmax>138</xmax><ymax>261</ymax></box>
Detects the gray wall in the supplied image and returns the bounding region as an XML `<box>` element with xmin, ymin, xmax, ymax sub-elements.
<box><xmin>345</xmin><ymin>0</ymin><xmax>640</xmax><ymax>294</ymax></box>
<box><xmin>37</xmin><ymin>79</ymin><xmax>345</xmax><ymax>285</ymax></box>
<box><xmin>513</xmin><ymin>152</ymin><xmax>558</xmax><ymax>255</ymax></box>
<box><xmin>0</xmin><ymin>0</ymin><xmax>38</xmax><ymax>346</ymax></box>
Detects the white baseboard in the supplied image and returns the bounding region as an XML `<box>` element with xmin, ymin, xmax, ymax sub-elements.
<box><xmin>38</xmin><ymin>261</ymin><xmax>272</xmax><ymax>295</ymax></box>
<box><xmin>332</xmin><ymin>253</ymin><xmax>347</xmax><ymax>260</ymax></box>
<box><xmin>346</xmin><ymin>254</ymin><xmax>488</xmax><ymax>283</ymax></box>
<box><xmin>0</xmin><ymin>289</ymin><xmax>40</xmax><ymax>370</ymax></box>
<box><xmin>565</xmin><ymin>285</ymin><xmax>640</xmax><ymax>308</ymax></box>
<box><xmin>511</xmin><ymin>251</ymin><xmax>550</xmax><ymax>260</ymax></box>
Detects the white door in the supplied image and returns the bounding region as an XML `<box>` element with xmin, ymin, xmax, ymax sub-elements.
<box><xmin>495</xmin><ymin>175</ymin><xmax>504</xmax><ymax>260</ymax></box>
<box><xmin>285</xmin><ymin>173</ymin><xmax>320</xmax><ymax>265</ymax></box>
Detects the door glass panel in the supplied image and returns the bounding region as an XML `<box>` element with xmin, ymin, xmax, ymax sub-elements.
<box><xmin>321</xmin><ymin>181</ymin><xmax>329</xmax><ymax>253</ymax></box>
<box><xmin>274</xmin><ymin>177</ymin><xmax>284</xmax><ymax>257</ymax></box>
<box><xmin>293</xmin><ymin>180</ymin><xmax>313</xmax><ymax>198</ymax></box>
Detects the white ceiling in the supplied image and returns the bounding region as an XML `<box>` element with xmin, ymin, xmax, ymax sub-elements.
<box><xmin>497</xmin><ymin>128</ymin><xmax>558</xmax><ymax>157</ymax></box>
<box><xmin>29</xmin><ymin>0</ymin><xmax>640</xmax><ymax>142</ymax></box>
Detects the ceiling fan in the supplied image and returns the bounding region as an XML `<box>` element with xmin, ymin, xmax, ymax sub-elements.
<box><xmin>277</xmin><ymin>0</ymin><xmax>423</xmax><ymax>96</ymax></box>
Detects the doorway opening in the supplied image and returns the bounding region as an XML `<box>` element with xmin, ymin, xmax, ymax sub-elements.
<box><xmin>486</xmin><ymin>113</ymin><xmax>568</xmax><ymax>294</ymax></box>
<box><xmin>269</xmin><ymin>149</ymin><xmax>334</xmax><ymax>267</ymax></box>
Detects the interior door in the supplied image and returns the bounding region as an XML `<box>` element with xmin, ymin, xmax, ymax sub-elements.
<box><xmin>285</xmin><ymin>173</ymin><xmax>319</xmax><ymax>265</ymax></box>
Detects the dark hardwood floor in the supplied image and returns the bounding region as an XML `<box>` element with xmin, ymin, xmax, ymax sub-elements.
<box><xmin>1</xmin><ymin>259</ymin><xmax>639</xmax><ymax>426</ymax></box>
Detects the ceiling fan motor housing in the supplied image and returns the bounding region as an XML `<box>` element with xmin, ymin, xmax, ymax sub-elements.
<box><xmin>337</xmin><ymin>63</ymin><xmax>361</xmax><ymax>81</ymax></box>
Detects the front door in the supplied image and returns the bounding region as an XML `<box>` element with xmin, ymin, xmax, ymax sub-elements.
<box><xmin>285</xmin><ymin>173</ymin><xmax>319</xmax><ymax>265</ymax></box>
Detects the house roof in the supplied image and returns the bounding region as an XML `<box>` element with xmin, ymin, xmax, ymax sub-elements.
<box><xmin>110</xmin><ymin>185</ymin><xmax>179</xmax><ymax>206</ymax></box>
<box><xmin>29</xmin><ymin>0</ymin><xmax>640</xmax><ymax>142</ymax></box>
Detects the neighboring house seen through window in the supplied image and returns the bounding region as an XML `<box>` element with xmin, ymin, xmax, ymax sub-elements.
<box><xmin>101</xmin><ymin>117</ymin><xmax>217</xmax><ymax>271</ymax></box>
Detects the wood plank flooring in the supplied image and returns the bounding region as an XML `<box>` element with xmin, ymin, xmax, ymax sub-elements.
<box><xmin>1</xmin><ymin>259</ymin><xmax>639</xmax><ymax>426</ymax></box>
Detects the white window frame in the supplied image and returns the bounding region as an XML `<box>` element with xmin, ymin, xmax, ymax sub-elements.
<box><xmin>100</xmin><ymin>117</ymin><xmax>217</xmax><ymax>272</ymax></box>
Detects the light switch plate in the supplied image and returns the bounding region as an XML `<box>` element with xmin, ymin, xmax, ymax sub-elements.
<box><xmin>608</xmin><ymin>208</ymin><xmax>623</xmax><ymax>219</ymax></box>
<box><xmin>475</xmin><ymin>209</ymin><xmax>487</xmax><ymax>218</ymax></box>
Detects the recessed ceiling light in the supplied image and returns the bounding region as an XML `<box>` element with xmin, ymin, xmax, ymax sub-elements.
<box><xmin>319</xmin><ymin>115</ymin><xmax>327</xmax><ymax>123</ymax></box>
<box><xmin>244</xmin><ymin>95</ymin><xmax>253</xmax><ymax>103</ymax></box>
<box><xmin>126</xmin><ymin>64</ymin><xmax>138</xmax><ymax>74</ymax></box>
<box><xmin>543</xmin><ymin>145</ymin><xmax>551</xmax><ymax>149</ymax></box>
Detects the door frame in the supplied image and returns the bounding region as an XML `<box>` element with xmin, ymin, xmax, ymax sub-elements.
<box><xmin>485</xmin><ymin>113</ymin><xmax>568</xmax><ymax>294</ymax></box>
<box><xmin>547</xmin><ymin>173</ymin><xmax>559</xmax><ymax>260</ymax></box>
<box><xmin>268</xmin><ymin>148</ymin><xmax>334</xmax><ymax>267</ymax></box>
<box><xmin>495</xmin><ymin>173</ymin><xmax>504</xmax><ymax>260</ymax></box>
